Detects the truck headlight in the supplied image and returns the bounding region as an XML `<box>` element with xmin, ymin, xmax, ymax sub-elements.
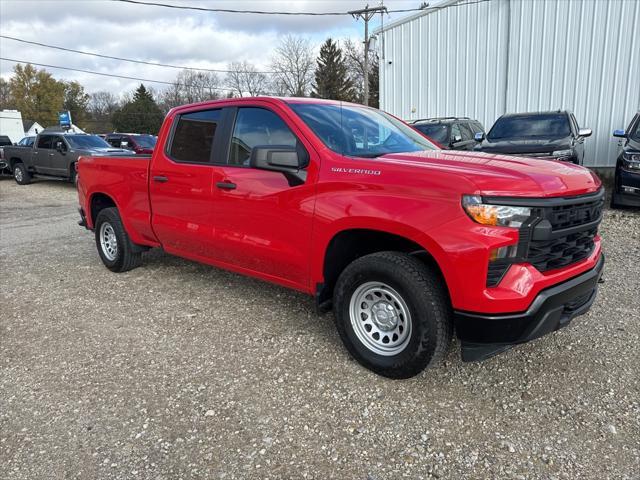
<box><xmin>552</xmin><ymin>149</ymin><xmax>574</xmax><ymax>159</ymax></box>
<box><xmin>462</xmin><ymin>195</ymin><xmax>531</xmax><ymax>228</ymax></box>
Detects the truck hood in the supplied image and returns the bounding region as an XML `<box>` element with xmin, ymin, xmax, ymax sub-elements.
<box><xmin>76</xmin><ymin>147</ymin><xmax>132</xmax><ymax>156</ymax></box>
<box><xmin>377</xmin><ymin>150</ymin><xmax>601</xmax><ymax>197</ymax></box>
<box><xmin>475</xmin><ymin>136</ymin><xmax>571</xmax><ymax>155</ymax></box>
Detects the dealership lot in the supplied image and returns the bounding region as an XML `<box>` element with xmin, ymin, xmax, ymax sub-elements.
<box><xmin>0</xmin><ymin>179</ymin><xmax>638</xmax><ymax>479</ymax></box>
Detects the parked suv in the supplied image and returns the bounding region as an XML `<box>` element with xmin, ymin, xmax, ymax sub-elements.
<box><xmin>611</xmin><ymin>112</ymin><xmax>640</xmax><ymax>208</ymax></box>
<box><xmin>475</xmin><ymin>111</ymin><xmax>592</xmax><ymax>164</ymax></box>
<box><xmin>410</xmin><ymin>117</ymin><xmax>485</xmax><ymax>150</ymax></box>
<box><xmin>105</xmin><ymin>133</ymin><xmax>157</xmax><ymax>154</ymax></box>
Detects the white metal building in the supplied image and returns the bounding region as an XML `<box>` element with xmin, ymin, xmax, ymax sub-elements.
<box><xmin>377</xmin><ymin>0</ymin><xmax>640</xmax><ymax>167</ymax></box>
<box><xmin>0</xmin><ymin>110</ymin><xmax>25</xmax><ymax>143</ymax></box>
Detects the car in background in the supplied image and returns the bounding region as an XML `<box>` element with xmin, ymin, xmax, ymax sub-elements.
<box><xmin>409</xmin><ymin>117</ymin><xmax>485</xmax><ymax>150</ymax></box>
<box><xmin>3</xmin><ymin>130</ymin><xmax>131</xmax><ymax>185</ymax></box>
<box><xmin>611</xmin><ymin>112</ymin><xmax>640</xmax><ymax>208</ymax></box>
<box><xmin>105</xmin><ymin>133</ymin><xmax>157</xmax><ymax>154</ymax></box>
<box><xmin>17</xmin><ymin>135</ymin><xmax>36</xmax><ymax>147</ymax></box>
<box><xmin>474</xmin><ymin>111</ymin><xmax>592</xmax><ymax>165</ymax></box>
<box><xmin>0</xmin><ymin>135</ymin><xmax>13</xmax><ymax>173</ymax></box>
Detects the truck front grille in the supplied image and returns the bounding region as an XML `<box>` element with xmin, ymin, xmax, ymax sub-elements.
<box><xmin>526</xmin><ymin>227</ymin><xmax>597</xmax><ymax>272</ymax></box>
<box><xmin>485</xmin><ymin>189</ymin><xmax>604</xmax><ymax>286</ymax></box>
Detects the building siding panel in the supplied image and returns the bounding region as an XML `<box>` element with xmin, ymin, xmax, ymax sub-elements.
<box><xmin>379</xmin><ymin>0</ymin><xmax>640</xmax><ymax>167</ymax></box>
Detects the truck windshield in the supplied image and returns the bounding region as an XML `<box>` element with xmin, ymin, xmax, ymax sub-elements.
<box><xmin>629</xmin><ymin>118</ymin><xmax>640</xmax><ymax>142</ymax></box>
<box><xmin>487</xmin><ymin>114</ymin><xmax>571</xmax><ymax>140</ymax></box>
<box><xmin>133</xmin><ymin>135</ymin><xmax>156</xmax><ymax>148</ymax></box>
<box><xmin>66</xmin><ymin>135</ymin><xmax>112</xmax><ymax>148</ymax></box>
<box><xmin>413</xmin><ymin>123</ymin><xmax>450</xmax><ymax>144</ymax></box>
<box><xmin>289</xmin><ymin>103</ymin><xmax>437</xmax><ymax>158</ymax></box>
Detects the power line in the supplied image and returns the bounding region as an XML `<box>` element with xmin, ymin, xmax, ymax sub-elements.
<box><xmin>0</xmin><ymin>57</ymin><xmax>278</xmax><ymax>95</ymax></box>
<box><xmin>114</xmin><ymin>0</ymin><xmax>490</xmax><ymax>15</ymax></box>
<box><xmin>0</xmin><ymin>35</ymin><xmax>282</xmax><ymax>75</ymax></box>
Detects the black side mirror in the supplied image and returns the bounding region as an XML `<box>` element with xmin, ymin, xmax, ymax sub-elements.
<box><xmin>474</xmin><ymin>132</ymin><xmax>485</xmax><ymax>142</ymax></box>
<box><xmin>250</xmin><ymin>145</ymin><xmax>309</xmax><ymax>186</ymax></box>
<box><xmin>56</xmin><ymin>141</ymin><xmax>65</xmax><ymax>153</ymax></box>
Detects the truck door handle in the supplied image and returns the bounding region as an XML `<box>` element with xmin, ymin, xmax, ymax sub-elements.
<box><xmin>216</xmin><ymin>181</ymin><xmax>236</xmax><ymax>190</ymax></box>
<box><xmin>153</xmin><ymin>175</ymin><xmax>169</xmax><ymax>183</ymax></box>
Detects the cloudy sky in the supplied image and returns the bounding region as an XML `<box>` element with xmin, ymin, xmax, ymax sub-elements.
<box><xmin>0</xmin><ymin>0</ymin><xmax>420</xmax><ymax>98</ymax></box>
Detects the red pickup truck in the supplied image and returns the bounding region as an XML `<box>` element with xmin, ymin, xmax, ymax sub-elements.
<box><xmin>77</xmin><ymin>97</ymin><xmax>604</xmax><ymax>378</ymax></box>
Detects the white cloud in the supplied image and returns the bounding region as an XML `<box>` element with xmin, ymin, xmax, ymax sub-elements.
<box><xmin>0</xmin><ymin>0</ymin><xmax>418</xmax><ymax>96</ymax></box>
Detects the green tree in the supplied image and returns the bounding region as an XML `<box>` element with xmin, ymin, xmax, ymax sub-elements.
<box><xmin>0</xmin><ymin>78</ymin><xmax>14</xmax><ymax>110</ymax></box>
<box><xmin>311</xmin><ymin>38</ymin><xmax>354</xmax><ymax>101</ymax></box>
<box><xmin>8</xmin><ymin>63</ymin><xmax>65</xmax><ymax>126</ymax></box>
<box><xmin>112</xmin><ymin>84</ymin><xmax>164</xmax><ymax>134</ymax></box>
<box><xmin>63</xmin><ymin>81</ymin><xmax>90</xmax><ymax>129</ymax></box>
<box><xmin>368</xmin><ymin>55</ymin><xmax>379</xmax><ymax>109</ymax></box>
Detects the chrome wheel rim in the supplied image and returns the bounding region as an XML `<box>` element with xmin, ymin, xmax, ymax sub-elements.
<box><xmin>349</xmin><ymin>282</ymin><xmax>412</xmax><ymax>356</ymax></box>
<box><xmin>14</xmin><ymin>167</ymin><xmax>23</xmax><ymax>182</ymax></box>
<box><xmin>99</xmin><ymin>222</ymin><xmax>118</xmax><ymax>261</ymax></box>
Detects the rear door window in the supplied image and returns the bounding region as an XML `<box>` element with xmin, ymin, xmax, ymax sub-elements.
<box><xmin>36</xmin><ymin>135</ymin><xmax>53</xmax><ymax>149</ymax></box>
<box><xmin>169</xmin><ymin>109</ymin><xmax>222</xmax><ymax>163</ymax></box>
<box><xmin>228</xmin><ymin>107</ymin><xmax>297</xmax><ymax>166</ymax></box>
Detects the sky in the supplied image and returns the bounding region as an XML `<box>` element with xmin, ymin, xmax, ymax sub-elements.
<box><xmin>0</xmin><ymin>0</ymin><xmax>421</xmax><ymax>98</ymax></box>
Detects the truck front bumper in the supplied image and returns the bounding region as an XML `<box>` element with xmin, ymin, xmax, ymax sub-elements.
<box><xmin>454</xmin><ymin>254</ymin><xmax>604</xmax><ymax>362</ymax></box>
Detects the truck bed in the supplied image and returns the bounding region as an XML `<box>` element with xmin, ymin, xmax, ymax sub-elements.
<box><xmin>78</xmin><ymin>155</ymin><xmax>158</xmax><ymax>246</ymax></box>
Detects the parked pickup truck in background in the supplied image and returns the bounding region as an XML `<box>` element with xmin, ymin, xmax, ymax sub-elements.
<box><xmin>475</xmin><ymin>111</ymin><xmax>592</xmax><ymax>165</ymax></box>
<box><xmin>77</xmin><ymin>97</ymin><xmax>605</xmax><ymax>378</ymax></box>
<box><xmin>4</xmin><ymin>130</ymin><xmax>130</xmax><ymax>185</ymax></box>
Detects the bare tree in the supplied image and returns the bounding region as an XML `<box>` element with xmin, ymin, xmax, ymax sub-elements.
<box><xmin>270</xmin><ymin>35</ymin><xmax>315</xmax><ymax>97</ymax></box>
<box><xmin>343</xmin><ymin>38</ymin><xmax>379</xmax><ymax>106</ymax></box>
<box><xmin>158</xmin><ymin>69</ymin><xmax>222</xmax><ymax>112</ymax></box>
<box><xmin>225</xmin><ymin>61</ymin><xmax>268</xmax><ymax>97</ymax></box>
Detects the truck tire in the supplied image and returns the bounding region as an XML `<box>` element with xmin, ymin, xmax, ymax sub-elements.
<box><xmin>94</xmin><ymin>207</ymin><xmax>142</xmax><ymax>273</ymax></box>
<box><xmin>333</xmin><ymin>251</ymin><xmax>452</xmax><ymax>379</ymax></box>
<box><xmin>13</xmin><ymin>163</ymin><xmax>31</xmax><ymax>185</ymax></box>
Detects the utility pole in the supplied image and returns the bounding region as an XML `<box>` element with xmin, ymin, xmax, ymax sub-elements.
<box><xmin>349</xmin><ymin>4</ymin><xmax>387</xmax><ymax>106</ymax></box>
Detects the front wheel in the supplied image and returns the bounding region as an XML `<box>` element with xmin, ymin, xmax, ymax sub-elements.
<box><xmin>94</xmin><ymin>207</ymin><xmax>142</xmax><ymax>272</ymax></box>
<box><xmin>13</xmin><ymin>163</ymin><xmax>31</xmax><ymax>185</ymax></box>
<box><xmin>333</xmin><ymin>252</ymin><xmax>453</xmax><ymax>379</ymax></box>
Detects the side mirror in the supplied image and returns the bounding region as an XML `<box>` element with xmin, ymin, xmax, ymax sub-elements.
<box><xmin>613</xmin><ymin>129</ymin><xmax>626</xmax><ymax>138</ymax></box>
<box><xmin>578</xmin><ymin>128</ymin><xmax>592</xmax><ymax>138</ymax></box>
<box><xmin>250</xmin><ymin>145</ymin><xmax>309</xmax><ymax>186</ymax></box>
<box><xmin>120</xmin><ymin>141</ymin><xmax>130</xmax><ymax>148</ymax></box>
<box><xmin>452</xmin><ymin>134</ymin><xmax>463</xmax><ymax>144</ymax></box>
<box><xmin>474</xmin><ymin>132</ymin><xmax>485</xmax><ymax>142</ymax></box>
<box><xmin>56</xmin><ymin>141</ymin><xmax>65</xmax><ymax>152</ymax></box>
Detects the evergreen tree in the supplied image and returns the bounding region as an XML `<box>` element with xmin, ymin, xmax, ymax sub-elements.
<box><xmin>112</xmin><ymin>84</ymin><xmax>164</xmax><ymax>134</ymax></box>
<box><xmin>312</xmin><ymin>38</ymin><xmax>354</xmax><ymax>101</ymax></box>
<box><xmin>368</xmin><ymin>55</ymin><xmax>380</xmax><ymax>108</ymax></box>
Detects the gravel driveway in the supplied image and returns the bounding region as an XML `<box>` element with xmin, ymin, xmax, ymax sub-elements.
<box><xmin>1</xmin><ymin>179</ymin><xmax>638</xmax><ymax>480</ymax></box>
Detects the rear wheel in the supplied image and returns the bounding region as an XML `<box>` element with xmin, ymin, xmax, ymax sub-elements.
<box><xmin>94</xmin><ymin>207</ymin><xmax>142</xmax><ymax>272</ymax></box>
<box><xmin>13</xmin><ymin>163</ymin><xmax>31</xmax><ymax>185</ymax></box>
<box><xmin>333</xmin><ymin>251</ymin><xmax>452</xmax><ymax>379</ymax></box>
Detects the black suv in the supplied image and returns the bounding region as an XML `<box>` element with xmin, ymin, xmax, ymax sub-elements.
<box><xmin>611</xmin><ymin>112</ymin><xmax>640</xmax><ymax>208</ymax></box>
<box><xmin>409</xmin><ymin>117</ymin><xmax>485</xmax><ymax>150</ymax></box>
<box><xmin>475</xmin><ymin>111</ymin><xmax>592</xmax><ymax>165</ymax></box>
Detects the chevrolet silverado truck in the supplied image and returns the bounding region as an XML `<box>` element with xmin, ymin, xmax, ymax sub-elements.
<box><xmin>4</xmin><ymin>130</ymin><xmax>130</xmax><ymax>185</ymax></box>
<box><xmin>77</xmin><ymin>97</ymin><xmax>605</xmax><ymax>378</ymax></box>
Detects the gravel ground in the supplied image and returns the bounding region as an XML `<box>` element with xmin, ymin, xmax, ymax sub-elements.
<box><xmin>1</xmin><ymin>178</ymin><xmax>639</xmax><ymax>480</ymax></box>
